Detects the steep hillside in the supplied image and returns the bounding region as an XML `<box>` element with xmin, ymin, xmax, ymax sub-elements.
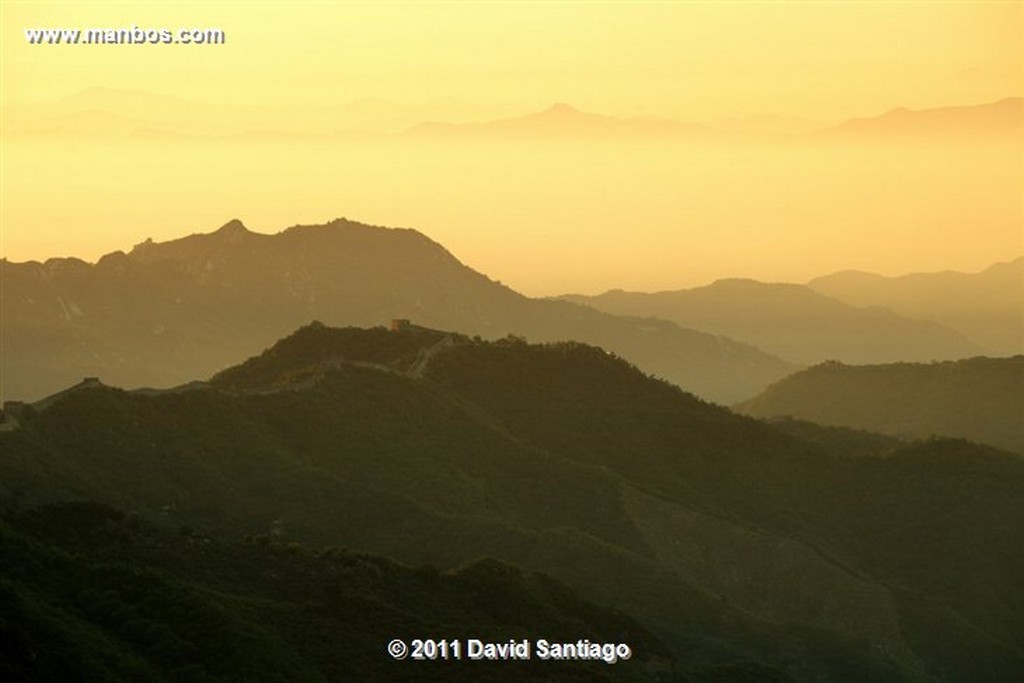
<box><xmin>1</xmin><ymin>325</ymin><xmax>1021</xmax><ymax>681</ymax></box>
<box><xmin>736</xmin><ymin>356</ymin><xmax>1024</xmax><ymax>454</ymax></box>
<box><xmin>0</xmin><ymin>218</ymin><xmax>795</xmax><ymax>404</ymax></box>
<box><xmin>561</xmin><ymin>279</ymin><xmax>978</xmax><ymax>365</ymax></box>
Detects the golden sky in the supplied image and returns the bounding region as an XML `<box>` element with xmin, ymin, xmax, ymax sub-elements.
<box><xmin>4</xmin><ymin>1</ymin><xmax>1021</xmax><ymax>119</ymax></box>
<box><xmin>1</xmin><ymin>1</ymin><xmax>1022</xmax><ymax>294</ymax></box>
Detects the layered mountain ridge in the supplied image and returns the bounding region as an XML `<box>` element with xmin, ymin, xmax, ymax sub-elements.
<box><xmin>1</xmin><ymin>323</ymin><xmax>1021</xmax><ymax>681</ymax></box>
<box><xmin>809</xmin><ymin>258</ymin><xmax>1024</xmax><ymax>356</ymax></box>
<box><xmin>560</xmin><ymin>279</ymin><xmax>980</xmax><ymax>365</ymax></box>
<box><xmin>1</xmin><ymin>218</ymin><xmax>796</xmax><ymax>404</ymax></box>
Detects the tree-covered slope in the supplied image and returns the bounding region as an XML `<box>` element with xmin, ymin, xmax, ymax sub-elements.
<box><xmin>1</xmin><ymin>325</ymin><xmax>1021</xmax><ymax>680</ymax></box>
<box><xmin>0</xmin><ymin>501</ymin><xmax>681</xmax><ymax>682</ymax></box>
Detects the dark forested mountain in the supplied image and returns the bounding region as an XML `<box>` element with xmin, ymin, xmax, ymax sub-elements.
<box><xmin>736</xmin><ymin>356</ymin><xmax>1024</xmax><ymax>455</ymax></box>
<box><xmin>0</xmin><ymin>501</ymin><xmax>676</xmax><ymax>682</ymax></box>
<box><xmin>0</xmin><ymin>218</ymin><xmax>794</xmax><ymax>405</ymax></box>
<box><xmin>809</xmin><ymin>258</ymin><xmax>1024</xmax><ymax>356</ymax></box>
<box><xmin>2</xmin><ymin>324</ymin><xmax>1022</xmax><ymax>681</ymax></box>
<box><xmin>560</xmin><ymin>279</ymin><xmax>979</xmax><ymax>365</ymax></box>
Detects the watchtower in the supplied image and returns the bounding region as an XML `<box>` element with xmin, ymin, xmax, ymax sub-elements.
<box><xmin>2</xmin><ymin>401</ymin><xmax>25</xmax><ymax>424</ymax></box>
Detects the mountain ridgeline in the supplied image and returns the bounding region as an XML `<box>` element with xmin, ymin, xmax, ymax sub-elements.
<box><xmin>736</xmin><ymin>355</ymin><xmax>1024</xmax><ymax>455</ymax></box>
<box><xmin>1</xmin><ymin>324</ymin><xmax>1022</xmax><ymax>681</ymax></box>
<box><xmin>560</xmin><ymin>279</ymin><xmax>980</xmax><ymax>365</ymax></box>
<box><xmin>819</xmin><ymin>97</ymin><xmax>1023</xmax><ymax>140</ymax></box>
<box><xmin>808</xmin><ymin>258</ymin><xmax>1024</xmax><ymax>357</ymax></box>
<box><xmin>1</xmin><ymin>218</ymin><xmax>795</xmax><ymax>405</ymax></box>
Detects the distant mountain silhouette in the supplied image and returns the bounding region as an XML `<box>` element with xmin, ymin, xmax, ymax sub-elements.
<box><xmin>11</xmin><ymin>90</ymin><xmax>1019</xmax><ymax>144</ymax></box>
<box><xmin>2</xmin><ymin>325</ymin><xmax>1021</xmax><ymax>680</ymax></box>
<box><xmin>809</xmin><ymin>258</ymin><xmax>1024</xmax><ymax>355</ymax></box>
<box><xmin>820</xmin><ymin>97</ymin><xmax>1022</xmax><ymax>139</ymax></box>
<box><xmin>0</xmin><ymin>218</ymin><xmax>795</xmax><ymax>404</ymax></box>
<box><xmin>406</xmin><ymin>103</ymin><xmax>709</xmax><ymax>138</ymax></box>
<box><xmin>561</xmin><ymin>278</ymin><xmax>980</xmax><ymax>365</ymax></box>
<box><xmin>736</xmin><ymin>356</ymin><xmax>1024</xmax><ymax>455</ymax></box>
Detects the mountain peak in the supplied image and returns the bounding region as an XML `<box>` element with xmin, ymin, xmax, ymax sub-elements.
<box><xmin>215</xmin><ymin>219</ymin><xmax>250</xmax><ymax>235</ymax></box>
<box><xmin>541</xmin><ymin>102</ymin><xmax>581</xmax><ymax>116</ymax></box>
<box><xmin>209</xmin><ymin>218</ymin><xmax>252</xmax><ymax>245</ymax></box>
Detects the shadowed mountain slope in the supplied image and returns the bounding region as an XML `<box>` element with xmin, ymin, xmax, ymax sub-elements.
<box><xmin>560</xmin><ymin>279</ymin><xmax>979</xmax><ymax>365</ymax></box>
<box><xmin>1</xmin><ymin>324</ymin><xmax>1021</xmax><ymax>681</ymax></box>
<box><xmin>1</xmin><ymin>218</ymin><xmax>795</xmax><ymax>404</ymax></box>
<box><xmin>736</xmin><ymin>356</ymin><xmax>1024</xmax><ymax>455</ymax></box>
<box><xmin>0</xmin><ymin>501</ymin><xmax>679</xmax><ymax>682</ymax></box>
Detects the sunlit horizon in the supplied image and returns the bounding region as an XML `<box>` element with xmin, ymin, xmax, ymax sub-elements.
<box><xmin>2</xmin><ymin>1</ymin><xmax>1021</xmax><ymax>296</ymax></box>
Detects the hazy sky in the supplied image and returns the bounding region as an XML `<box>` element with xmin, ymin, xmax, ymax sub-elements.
<box><xmin>4</xmin><ymin>1</ymin><xmax>1021</xmax><ymax>119</ymax></box>
<box><xmin>2</xmin><ymin>1</ymin><xmax>1022</xmax><ymax>294</ymax></box>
